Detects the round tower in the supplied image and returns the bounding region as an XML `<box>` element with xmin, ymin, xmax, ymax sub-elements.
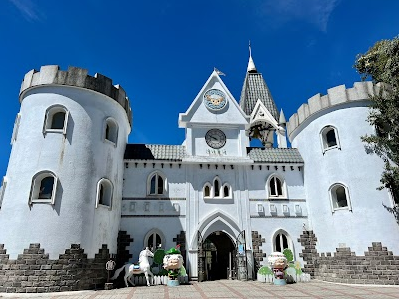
<box><xmin>287</xmin><ymin>82</ymin><xmax>399</xmax><ymax>256</ymax></box>
<box><xmin>0</xmin><ymin>66</ymin><xmax>131</xmax><ymax>287</ymax></box>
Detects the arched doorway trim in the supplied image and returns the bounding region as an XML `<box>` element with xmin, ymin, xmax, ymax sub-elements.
<box><xmin>190</xmin><ymin>210</ymin><xmax>241</xmax><ymax>250</ymax></box>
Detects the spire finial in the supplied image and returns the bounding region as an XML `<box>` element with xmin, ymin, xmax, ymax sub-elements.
<box><xmin>247</xmin><ymin>41</ymin><xmax>257</xmax><ymax>73</ymax></box>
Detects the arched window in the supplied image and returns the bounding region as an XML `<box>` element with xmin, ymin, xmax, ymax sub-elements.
<box><xmin>104</xmin><ymin>118</ymin><xmax>118</xmax><ymax>145</ymax></box>
<box><xmin>273</xmin><ymin>230</ymin><xmax>294</xmax><ymax>254</ymax></box>
<box><xmin>203</xmin><ymin>183</ymin><xmax>211</xmax><ymax>198</ymax></box>
<box><xmin>44</xmin><ymin>106</ymin><xmax>69</xmax><ymax>135</ymax></box>
<box><xmin>144</xmin><ymin>229</ymin><xmax>165</xmax><ymax>251</ymax></box>
<box><xmin>29</xmin><ymin>171</ymin><xmax>58</xmax><ymax>205</ymax></box>
<box><xmin>148</xmin><ymin>172</ymin><xmax>166</xmax><ymax>196</ymax></box>
<box><xmin>214</xmin><ymin>177</ymin><xmax>220</xmax><ymax>197</ymax></box>
<box><xmin>329</xmin><ymin>183</ymin><xmax>352</xmax><ymax>212</ymax></box>
<box><xmin>96</xmin><ymin>178</ymin><xmax>113</xmax><ymax>208</ymax></box>
<box><xmin>10</xmin><ymin>113</ymin><xmax>21</xmax><ymax>145</ymax></box>
<box><xmin>202</xmin><ymin>177</ymin><xmax>232</xmax><ymax>199</ymax></box>
<box><xmin>267</xmin><ymin>174</ymin><xmax>286</xmax><ymax>199</ymax></box>
<box><xmin>320</xmin><ymin>126</ymin><xmax>341</xmax><ymax>153</ymax></box>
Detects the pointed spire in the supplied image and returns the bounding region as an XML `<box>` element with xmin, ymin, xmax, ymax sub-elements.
<box><xmin>247</xmin><ymin>41</ymin><xmax>257</xmax><ymax>73</ymax></box>
<box><xmin>279</xmin><ymin>109</ymin><xmax>286</xmax><ymax>125</ymax></box>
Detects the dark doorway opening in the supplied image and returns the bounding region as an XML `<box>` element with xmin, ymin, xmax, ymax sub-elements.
<box><xmin>203</xmin><ymin>232</ymin><xmax>235</xmax><ymax>281</ymax></box>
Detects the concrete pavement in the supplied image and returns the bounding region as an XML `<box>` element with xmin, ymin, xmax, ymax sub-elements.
<box><xmin>1</xmin><ymin>280</ymin><xmax>399</xmax><ymax>298</ymax></box>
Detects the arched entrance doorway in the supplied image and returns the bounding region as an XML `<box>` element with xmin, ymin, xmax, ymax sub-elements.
<box><xmin>201</xmin><ymin>231</ymin><xmax>235</xmax><ymax>281</ymax></box>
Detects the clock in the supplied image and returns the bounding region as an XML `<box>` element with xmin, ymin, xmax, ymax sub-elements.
<box><xmin>205</xmin><ymin>129</ymin><xmax>226</xmax><ymax>149</ymax></box>
<box><xmin>203</xmin><ymin>89</ymin><xmax>227</xmax><ymax>111</ymax></box>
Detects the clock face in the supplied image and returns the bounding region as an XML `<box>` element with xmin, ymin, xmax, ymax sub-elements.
<box><xmin>205</xmin><ymin>129</ymin><xmax>226</xmax><ymax>149</ymax></box>
<box><xmin>203</xmin><ymin>89</ymin><xmax>227</xmax><ymax>111</ymax></box>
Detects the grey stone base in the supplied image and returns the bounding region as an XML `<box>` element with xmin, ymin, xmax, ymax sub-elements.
<box><xmin>0</xmin><ymin>243</ymin><xmax>110</xmax><ymax>293</ymax></box>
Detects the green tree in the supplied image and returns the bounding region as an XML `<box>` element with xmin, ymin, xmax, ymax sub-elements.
<box><xmin>354</xmin><ymin>36</ymin><xmax>399</xmax><ymax>221</ymax></box>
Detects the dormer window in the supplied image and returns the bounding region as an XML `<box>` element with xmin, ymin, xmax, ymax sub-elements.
<box><xmin>320</xmin><ymin>125</ymin><xmax>341</xmax><ymax>153</ymax></box>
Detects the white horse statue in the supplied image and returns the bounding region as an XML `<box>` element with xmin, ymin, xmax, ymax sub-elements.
<box><xmin>110</xmin><ymin>247</ymin><xmax>154</xmax><ymax>287</ymax></box>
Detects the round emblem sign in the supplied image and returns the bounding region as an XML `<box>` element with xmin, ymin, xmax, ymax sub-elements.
<box><xmin>203</xmin><ymin>89</ymin><xmax>227</xmax><ymax>111</ymax></box>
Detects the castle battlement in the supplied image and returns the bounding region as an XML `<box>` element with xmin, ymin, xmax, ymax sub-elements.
<box><xmin>19</xmin><ymin>65</ymin><xmax>132</xmax><ymax>126</ymax></box>
<box><xmin>287</xmin><ymin>81</ymin><xmax>381</xmax><ymax>141</ymax></box>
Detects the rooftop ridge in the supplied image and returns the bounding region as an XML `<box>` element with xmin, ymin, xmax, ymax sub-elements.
<box><xmin>287</xmin><ymin>81</ymin><xmax>382</xmax><ymax>141</ymax></box>
<box><xmin>19</xmin><ymin>65</ymin><xmax>132</xmax><ymax>126</ymax></box>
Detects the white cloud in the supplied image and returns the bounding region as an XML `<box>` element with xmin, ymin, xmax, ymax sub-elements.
<box><xmin>261</xmin><ymin>0</ymin><xmax>340</xmax><ymax>32</ymax></box>
<box><xmin>8</xmin><ymin>0</ymin><xmax>43</xmax><ymax>22</ymax></box>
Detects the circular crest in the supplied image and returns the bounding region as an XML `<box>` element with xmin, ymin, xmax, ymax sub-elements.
<box><xmin>203</xmin><ymin>89</ymin><xmax>227</xmax><ymax>111</ymax></box>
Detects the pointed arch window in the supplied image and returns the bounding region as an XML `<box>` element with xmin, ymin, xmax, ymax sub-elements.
<box><xmin>43</xmin><ymin>105</ymin><xmax>69</xmax><ymax>135</ymax></box>
<box><xmin>203</xmin><ymin>177</ymin><xmax>232</xmax><ymax>199</ymax></box>
<box><xmin>11</xmin><ymin>113</ymin><xmax>21</xmax><ymax>145</ymax></box>
<box><xmin>320</xmin><ymin>125</ymin><xmax>341</xmax><ymax>153</ymax></box>
<box><xmin>29</xmin><ymin>171</ymin><xmax>58</xmax><ymax>205</ymax></box>
<box><xmin>104</xmin><ymin>117</ymin><xmax>118</xmax><ymax>145</ymax></box>
<box><xmin>273</xmin><ymin>230</ymin><xmax>294</xmax><ymax>254</ymax></box>
<box><xmin>148</xmin><ymin>172</ymin><xmax>166</xmax><ymax>196</ymax></box>
<box><xmin>267</xmin><ymin>174</ymin><xmax>286</xmax><ymax>199</ymax></box>
<box><xmin>329</xmin><ymin>183</ymin><xmax>351</xmax><ymax>212</ymax></box>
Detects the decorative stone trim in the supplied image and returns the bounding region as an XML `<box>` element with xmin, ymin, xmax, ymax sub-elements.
<box><xmin>250</xmin><ymin>215</ymin><xmax>308</xmax><ymax>218</ymax></box>
<box><xmin>121</xmin><ymin>215</ymin><xmax>185</xmax><ymax>218</ymax></box>
<box><xmin>0</xmin><ymin>243</ymin><xmax>110</xmax><ymax>293</ymax></box>
<box><xmin>251</xmin><ymin>231</ymin><xmax>266</xmax><ymax>274</ymax></box>
<box><xmin>297</xmin><ymin>230</ymin><xmax>318</xmax><ymax>277</ymax></box>
<box><xmin>249</xmin><ymin>199</ymin><xmax>306</xmax><ymax>202</ymax></box>
<box><xmin>122</xmin><ymin>197</ymin><xmax>186</xmax><ymax>201</ymax></box>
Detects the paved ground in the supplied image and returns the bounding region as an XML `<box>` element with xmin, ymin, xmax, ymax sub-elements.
<box><xmin>1</xmin><ymin>280</ymin><xmax>399</xmax><ymax>299</ymax></box>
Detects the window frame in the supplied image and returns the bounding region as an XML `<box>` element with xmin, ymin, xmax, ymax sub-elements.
<box><xmin>147</xmin><ymin>171</ymin><xmax>166</xmax><ymax>196</ymax></box>
<box><xmin>43</xmin><ymin>105</ymin><xmax>69</xmax><ymax>135</ymax></box>
<box><xmin>96</xmin><ymin>178</ymin><xmax>113</xmax><ymax>209</ymax></box>
<box><xmin>329</xmin><ymin>183</ymin><xmax>352</xmax><ymax>212</ymax></box>
<box><xmin>0</xmin><ymin>176</ymin><xmax>7</xmax><ymax>209</ymax></box>
<box><xmin>29</xmin><ymin>171</ymin><xmax>58</xmax><ymax>205</ymax></box>
<box><xmin>10</xmin><ymin>113</ymin><xmax>21</xmax><ymax>145</ymax></box>
<box><xmin>320</xmin><ymin>125</ymin><xmax>341</xmax><ymax>154</ymax></box>
<box><xmin>103</xmin><ymin>117</ymin><xmax>119</xmax><ymax>146</ymax></box>
<box><xmin>266</xmin><ymin>174</ymin><xmax>287</xmax><ymax>199</ymax></box>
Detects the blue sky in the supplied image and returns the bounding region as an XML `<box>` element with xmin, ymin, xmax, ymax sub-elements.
<box><xmin>1</xmin><ymin>0</ymin><xmax>399</xmax><ymax>177</ymax></box>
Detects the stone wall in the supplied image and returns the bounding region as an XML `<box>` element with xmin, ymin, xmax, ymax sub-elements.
<box><xmin>251</xmin><ymin>231</ymin><xmax>266</xmax><ymax>273</ymax></box>
<box><xmin>298</xmin><ymin>231</ymin><xmax>399</xmax><ymax>285</ymax></box>
<box><xmin>0</xmin><ymin>243</ymin><xmax>110</xmax><ymax>293</ymax></box>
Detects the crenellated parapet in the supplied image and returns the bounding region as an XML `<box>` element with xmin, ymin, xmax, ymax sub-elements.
<box><xmin>287</xmin><ymin>81</ymin><xmax>382</xmax><ymax>141</ymax></box>
<box><xmin>19</xmin><ymin>65</ymin><xmax>132</xmax><ymax>126</ymax></box>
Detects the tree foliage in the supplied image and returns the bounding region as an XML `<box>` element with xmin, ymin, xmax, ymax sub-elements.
<box><xmin>354</xmin><ymin>36</ymin><xmax>399</xmax><ymax>206</ymax></box>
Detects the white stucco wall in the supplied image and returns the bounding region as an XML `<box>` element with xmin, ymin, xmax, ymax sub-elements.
<box><xmin>292</xmin><ymin>102</ymin><xmax>399</xmax><ymax>255</ymax></box>
<box><xmin>0</xmin><ymin>85</ymin><xmax>129</xmax><ymax>258</ymax></box>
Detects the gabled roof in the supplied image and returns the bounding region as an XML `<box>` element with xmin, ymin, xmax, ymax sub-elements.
<box><xmin>247</xmin><ymin>147</ymin><xmax>303</xmax><ymax>163</ymax></box>
<box><xmin>124</xmin><ymin>144</ymin><xmax>303</xmax><ymax>164</ymax></box>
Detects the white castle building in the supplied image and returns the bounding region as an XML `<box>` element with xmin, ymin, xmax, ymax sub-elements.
<box><xmin>0</xmin><ymin>51</ymin><xmax>398</xmax><ymax>292</ymax></box>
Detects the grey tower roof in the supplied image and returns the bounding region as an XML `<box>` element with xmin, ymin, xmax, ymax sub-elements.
<box><xmin>239</xmin><ymin>57</ymin><xmax>279</xmax><ymax>120</ymax></box>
